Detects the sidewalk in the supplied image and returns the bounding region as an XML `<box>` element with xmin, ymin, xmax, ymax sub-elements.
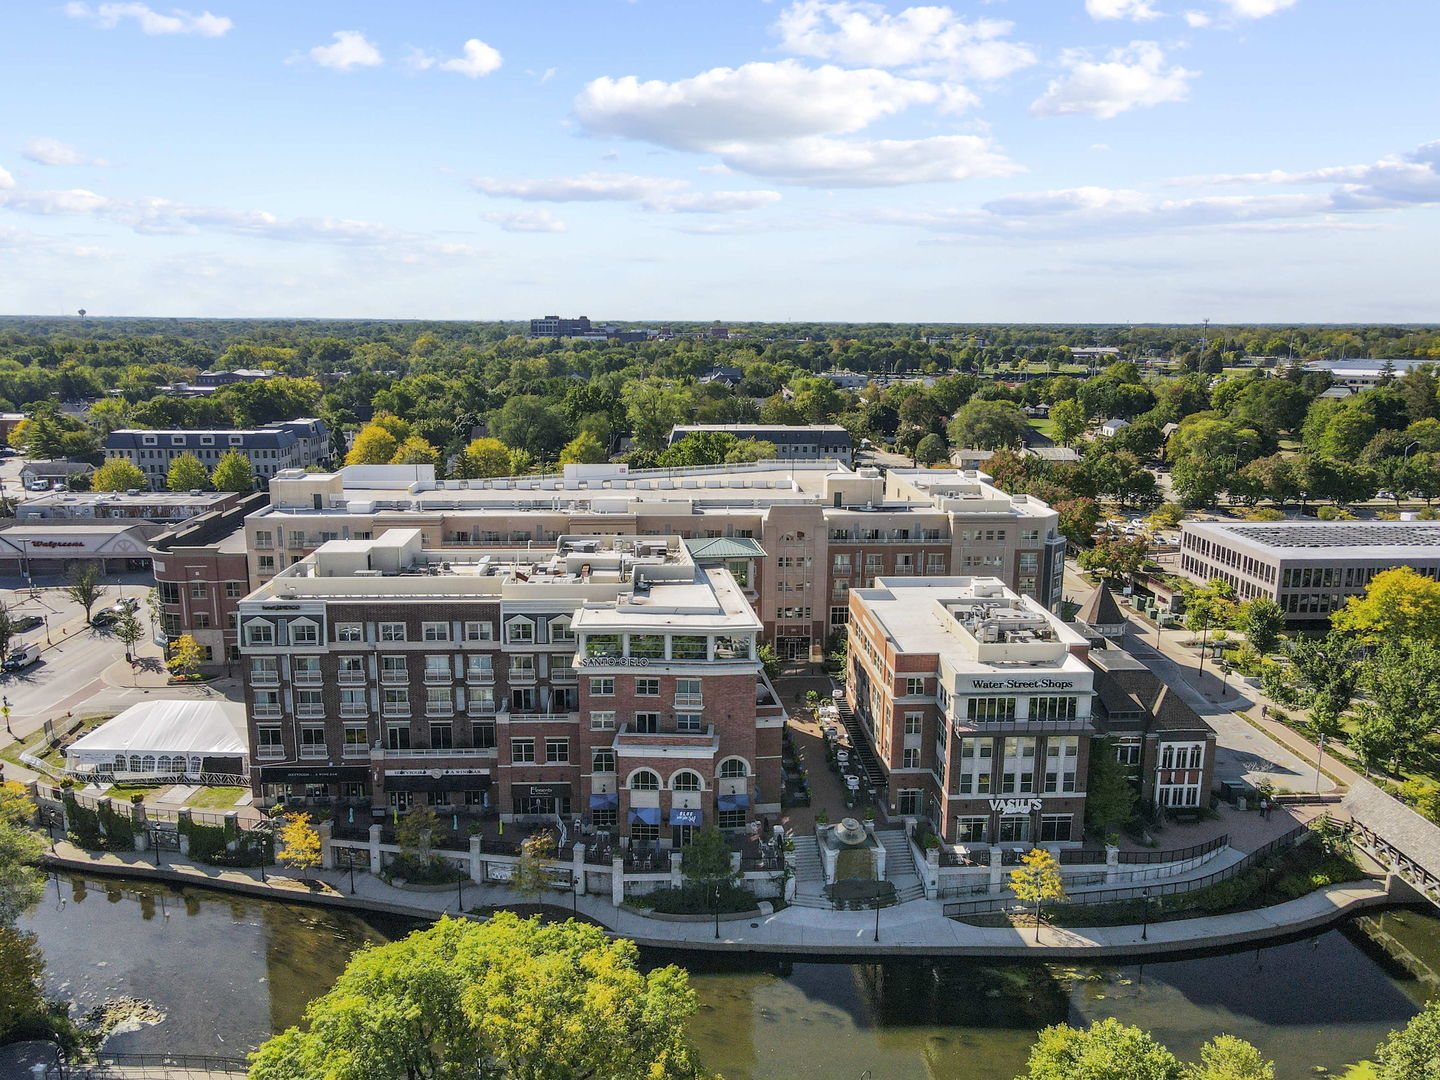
<box><xmin>38</xmin><ymin>836</ymin><xmax>1396</xmax><ymax>960</ymax></box>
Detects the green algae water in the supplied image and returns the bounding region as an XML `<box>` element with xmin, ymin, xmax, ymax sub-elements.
<box><xmin>19</xmin><ymin>875</ymin><xmax>1438</xmax><ymax>1079</ymax></box>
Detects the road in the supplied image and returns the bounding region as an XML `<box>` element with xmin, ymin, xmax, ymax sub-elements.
<box><xmin>1063</xmin><ymin>561</ymin><xmax>1336</xmax><ymax>794</ymax></box>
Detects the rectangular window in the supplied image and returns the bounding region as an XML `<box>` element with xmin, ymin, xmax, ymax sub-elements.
<box><xmin>337</xmin><ymin>623</ymin><xmax>363</xmax><ymax>642</ymax></box>
<box><xmin>424</xmin><ymin>655</ymin><xmax>450</xmax><ymax>680</ymax></box>
<box><xmin>257</xmin><ymin>555</ymin><xmax>275</xmax><ymax>573</ymax></box>
<box><xmin>833</xmin><ymin>554</ymin><xmax>852</xmax><ymax>573</ymax></box>
<box><xmin>671</xmin><ymin>635</ymin><xmax>708</xmax><ymax>661</ymax></box>
<box><xmin>226</xmin><ymin>581</ymin><xmax>243</xmax><ymax>599</ymax></box>
<box><xmin>340</xmin><ymin>687</ymin><xmax>367</xmax><ymax>714</ymax></box>
<box><xmin>629</xmin><ymin>634</ymin><xmax>665</xmax><ymax>659</ymax></box>
<box><xmin>998</xmin><ymin>815</ymin><xmax>1032</xmax><ymax>843</ymax></box>
<box><xmin>1114</xmin><ymin>740</ymin><xmax>1141</xmax><ymax>766</ymax></box>
<box><xmin>255</xmin><ymin>727</ymin><xmax>283</xmax><ymax>757</ymax></box>
<box><xmin>343</xmin><ymin>725</ymin><xmax>368</xmax><ymax>756</ymax></box>
<box><xmin>295</xmin><ymin>689</ymin><xmax>324</xmax><ymax>716</ymax></box>
<box><xmin>379</xmin><ymin>622</ymin><xmax>406</xmax><ymax>642</ymax></box>
<box><xmin>592</xmin><ymin>748</ymin><xmax>616</xmax><ymax>773</ymax></box>
<box><xmin>968</xmin><ymin>697</ymin><xmax>1017</xmax><ymax>722</ymax></box>
<box><xmin>633</xmin><ymin>712</ymin><xmax>660</xmax><ymax>734</ymax></box>
<box><xmin>545</xmin><ymin>738</ymin><xmax>569</xmax><ymax>764</ymax></box>
<box><xmin>585</xmin><ymin>634</ymin><xmax>621</xmax><ymax>657</ymax></box>
<box><xmin>902</xmin><ymin>748</ymin><xmax>920</xmax><ymax>769</ymax></box>
<box><xmin>676</xmin><ymin>712</ymin><xmax>703</xmax><ymax>732</ymax></box>
<box><xmin>905</xmin><ymin>678</ymin><xmax>925</xmax><ymax>696</ymax></box>
<box><xmin>590</xmin><ymin>711</ymin><xmax>616</xmax><ymax>731</ymax></box>
<box><xmin>511</xmin><ymin>738</ymin><xmax>535</xmax><ymax>764</ymax></box>
<box><xmin>955</xmin><ymin>817</ymin><xmax>988</xmax><ymax>844</ymax></box>
<box><xmin>506</xmin><ymin>619</ymin><xmax>534</xmax><ymax>643</ymax></box>
<box><xmin>589</xmin><ymin>677</ymin><xmax>614</xmax><ymax>697</ymax></box>
<box><xmin>1043</xmin><ymin>736</ymin><xmax>1079</xmax><ymax>793</ymax></box>
<box><xmin>635</xmin><ymin>677</ymin><xmax>659</xmax><ymax>697</ymax></box>
<box><xmin>380</xmin><ymin>655</ymin><xmax>407</xmax><ymax>681</ymax></box>
<box><xmin>510</xmin><ymin>654</ymin><xmax>536</xmax><ymax>679</ymax></box>
<box><xmin>291</xmin><ymin>622</ymin><xmax>319</xmax><ymax>646</ymax></box>
<box><xmin>1039</xmin><ymin>815</ymin><xmax>1072</xmax><ymax>842</ymax></box>
<box><xmin>717</xmin><ymin>809</ymin><xmax>748</xmax><ymax>831</ymax></box>
<box><xmin>189</xmin><ymin>581</ymin><xmax>207</xmax><ymax>600</ymax></box>
<box><xmin>382</xmin><ymin>688</ymin><xmax>409</xmax><ymax>715</ymax></box>
<box><xmin>550</xmin><ymin>618</ymin><xmax>575</xmax><ymax>641</ymax></box>
<box><xmin>1029</xmin><ymin>697</ymin><xmax>1077</xmax><ymax>722</ymax></box>
<box><xmin>297</xmin><ymin>725</ymin><xmax>326</xmax><ymax>757</ymax></box>
<box><xmin>903</xmin><ymin>712</ymin><xmax>923</xmax><ymax>735</ymax></box>
<box><xmin>385</xmin><ymin>722</ymin><xmax>411</xmax><ymax>750</ymax></box>
<box><xmin>463</xmin><ymin>621</ymin><xmax>494</xmax><ymax>641</ymax></box>
<box><xmin>466</xmin><ymin>655</ymin><xmax>493</xmax><ymax>681</ymax></box>
<box><xmin>830</xmin><ymin>606</ymin><xmax>850</xmax><ymax>627</ymax></box>
<box><xmin>422</xmin><ymin>622</ymin><xmax>449</xmax><ymax>642</ymax></box>
<box><xmin>425</xmin><ymin>687</ymin><xmax>453</xmax><ymax>715</ymax></box>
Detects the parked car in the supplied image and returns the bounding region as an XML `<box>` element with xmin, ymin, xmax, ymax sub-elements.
<box><xmin>93</xmin><ymin>598</ymin><xmax>138</xmax><ymax>625</ymax></box>
<box><xmin>3</xmin><ymin>643</ymin><xmax>42</xmax><ymax>671</ymax></box>
<box><xmin>11</xmin><ymin>615</ymin><xmax>42</xmax><ymax>632</ymax></box>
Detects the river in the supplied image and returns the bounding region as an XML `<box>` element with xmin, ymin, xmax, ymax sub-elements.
<box><xmin>19</xmin><ymin>874</ymin><xmax>1440</xmax><ymax>1079</ymax></box>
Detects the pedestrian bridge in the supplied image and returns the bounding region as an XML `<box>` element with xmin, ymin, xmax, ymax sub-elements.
<box><xmin>1344</xmin><ymin>777</ymin><xmax>1440</xmax><ymax>909</ymax></box>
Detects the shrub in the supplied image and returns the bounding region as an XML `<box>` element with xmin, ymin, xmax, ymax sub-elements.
<box><xmin>387</xmin><ymin>852</ymin><xmax>465</xmax><ymax>884</ymax></box>
<box><xmin>642</xmin><ymin>881</ymin><xmax>757</xmax><ymax>915</ymax></box>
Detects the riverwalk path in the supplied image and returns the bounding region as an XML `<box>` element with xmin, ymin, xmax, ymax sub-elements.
<box><xmin>39</xmin><ymin>837</ymin><xmax>1398</xmax><ymax>960</ymax></box>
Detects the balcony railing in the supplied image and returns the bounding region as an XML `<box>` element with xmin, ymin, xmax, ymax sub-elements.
<box><xmin>500</xmin><ymin>711</ymin><xmax>578</xmax><ymax>723</ymax></box>
<box><xmin>426</xmin><ymin>705</ymin><xmax>456</xmax><ymax>718</ymax></box>
<box><xmin>380</xmin><ymin>670</ymin><xmax>408</xmax><ymax>685</ymax></box>
<box><xmin>466</xmin><ymin>670</ymin><xmax>495</xmax><ymax>684</ymax></box>
<box><xmin>617</xmin><ymin>723</ymin><xmax>714</xmax><ymax>740</ymax></box>
<box><xmin>293</xmin><ymin>672</ymin><xmax>323</xmax><ymax>687</ymax></box>
<box><xmin>338</xmin><ymin>670</ymin><xmax>366</xmax><ymax>685</ymax></box>
<box><xmin>342</xmin><ymin>746</ymin><xmax>369</xmax><ymax>758</ymax></box>
<box><xmin>386</xmin><ymin>746</ymin><xmax>496</xmax><ymax>759</ymax></box>
<box><xmin>340</xmin><ymin>704</ymin><xmax>369</xmax><ymax>718</ymax></box>
<box><xmin>673</xmin><ymin>695</ymin><xmax>704</xmax><ymax>708</ymax></box>
<box><xmin>467</xmin><ymin>701</ymin><xmax>497</xmax><ymax>716</ymax></box>
<box><xmin>381</xmin><ymin>705</ymin><xmax>411</xmax><ymax>718</ymax></box>
<box><xmin>424</xmin><ymin>671</ymin><xmax>452</xmax><ymax>684</ymax></box>
<box><xmin>253</xmin><ymin>705</ymin><xmax>282</xmax><ymax>719</ymax></box>
<box><xmin>508</xmin><ymin>669</ymin><xmax>538</xmax><ymax>684</ymax></box>
<box><xmin>295</xmin><ymin>706</ymin><xmax>326</xmax><ymax>719</ymax></box>
<box><xmin>250</xmin><ymin>672</ymin><xmax>279</xmax><ymax>688</ymax></box>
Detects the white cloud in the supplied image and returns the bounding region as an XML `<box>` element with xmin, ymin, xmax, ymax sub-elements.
<box><xmin>409</xmin><ymin>38</ymin><xmax>502</xmax><ymax>78</ymax></box>
<box><xmin>1031</xmin><ymin>42</ymin><xmax>1196</xmax><ymax>119</ymax></box>
<box><xmin>63</xmin><ymin>2</ymin><xmax>231</xmax><ymax>36</ymax></box>
<box><xmin>719</xmin><ymin>134</ymin><xmax>1020</xmax><ymax>188</ymax></box>
<box><xmin>1184</xmin><ymin>10</ymin><xmax>1212</xmax><ymax>26</ymax></box>
<box><xmin>773</xmin><ymin>1</ymin><xmax>1035</xmax><ymax>80</ymax></box>
<box><xmin>0</xmin><ymin>166</ymin><xmax>15</xmax><ymax>190</ymax></box>
<box><xmin>471</xmin><ymin>173</ymin><xmax>686</xmax><ymax>202</ymax></box>
<box><xmin>644</xmin><ymin>190</ymin><xmax>782</xmax><ymax>214</ymax></box>
<box><xmin>0</xmin><ymin>179</ymin><xmax>476</xmax><ymax>256</ymax></box>
<box><xmin>575</xmin><ymin>60</ymin><xmax>939</xmax><ymax>152</ymax></box>
<box><xmin>1216</xmin><ymin>0</ymin><xmax>1298</xmax><ymax>17</ymax></box>
<box><xmin>483</xmin><ymin>209</ymin><xmax>566</xmax><ymax>233</ymax></box>
<box><xmin>22</xmin><ymin>137</ymin><xmax>109</xmax><ymax>167</ymax></box>
<box><xmin>1086</xmin><ymin>0</ymin><xmax>1162</xmax><ymax>20</ymax></box>
<box><xmin>1182</xmin><ymin>142</ymin><xmax>1440</xmax><ymax>211</ymax></box>
<box><xmin>306</xmin><ymin>31</ymin><xmax>382</xmax><ymax>72</ymax></box>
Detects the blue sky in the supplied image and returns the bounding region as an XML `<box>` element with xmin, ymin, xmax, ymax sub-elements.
<box><xmin>1</xmin><ymin>0</ymin><xmax>1437</xmax><ymax>322</ymax></box>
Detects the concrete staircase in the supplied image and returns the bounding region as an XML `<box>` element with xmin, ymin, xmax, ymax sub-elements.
<box><xmin>789</xmin><ymin>834</ymin><xmax>831</xmax><ymax>909</ymax></box>
<box><xmin>876</xmin><ymin>828</ymin><xmax>926</xmax><ymax>903</ymax></box>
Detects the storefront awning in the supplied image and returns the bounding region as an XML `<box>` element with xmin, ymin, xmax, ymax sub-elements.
<box><xmin>589</xmin><ymin>793</ymin><xmax>618</xmax><ymax>810</ymax></box>
<box><xmin>669</xmin><ymin>808</ymin><xmax>703</xmax><ymax>826</ymax></box>
<box><xmin>260</xmin><ymin>765</ymin><xmax>368</xmax><ymax>784</ymax></box>
<box><xmin>628</xmin><ymin>806</ymin><xmax>661</xmax><ymax>825</ymax></box>
<box><xmin>717</xmin><ymin>792</ymin><xmax>750</xmax><ymax>811</ymax></box>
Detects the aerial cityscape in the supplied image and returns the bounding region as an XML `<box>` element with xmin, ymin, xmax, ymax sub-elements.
<box><xmin>1</xmin><ymin>2</ymin><xmax>1439</xmax><ymax>1080</ymax></box>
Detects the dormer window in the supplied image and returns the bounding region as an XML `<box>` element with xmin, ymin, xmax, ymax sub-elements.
<box><xmin>245</xmin><ymin>619</ymin><xmax>275</xmax><ymax>647</ymax></box>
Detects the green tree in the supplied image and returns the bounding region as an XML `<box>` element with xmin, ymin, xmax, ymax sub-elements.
<box><xmin>1237</xmin><ymin>598</ymin><xmax>1284</xmax><ymax>655</ymax></box>
<box><xmin>1078</xmin><ymin>536</ymin><xmax>1148</xmax><ymax>582</ymax></box>
<box><xmin>1374</xmin><ymin>998</ymin><xmax>1440</xmax><ymax>1080</ymax></box>
<box><xmin>114</xmin><ymin>609</ymin><xmax>144</xmax><ymax>663</ymax></box>
<box><xmin>558</xmin><ymin>430</ymin><xmax>608</xmax><ymax>465</ymax></box>
<box><xmin>166</xmin><ymin>452</ymin><xmax>210</xmax><ymax>492</ymax></box>
<box><xmin>90</xmin><ymin>458</ymin><xmax>147</xmax><ymax>492</ymax></box>
<box><xmin>210</xmin><ymin>449</ymin><xmax>257</xmax><ymax>492</ymax></box>
<box><xmin>511</xmin><ymin>830</ymin><xmax>558</xmax><ymax>903</ymax></box>
<box><xmin>0</xmin><ymin>601</ymin><xmax>16</xmax><ymax>666</ymax></box>
<box><xmin>344</xmin><ymin>423</ymin><xmax>400</xmax><ymax>465</ymax></box>
<box><xmin>1010</xmin><ymin>847</ymin><xmax>1067</xmax><ymax>940</ymax></box>
<box><xmin>64</xmin><ymin>563</ymin><xmax>103</xmax><ymax>622</ymax></box>
<box><xmin>0</xmin><ymin>782</ymin><xmax>46</xmax><ymax>926</ymax></box>
<box><xmin>1053</xmin><ymin>497</ymin><xmax>1101</xmax><ymax>545</ymax></box>
<box><xmin>1331</xmin><ymin>565</ymin><xmax>1440</xmax><ymax>644</ymax></box>
<box><xmin>276</xmin><ymin>812</ymin><xmax>322</xmax><ymax>875</ymax></box>
<box><xmin>0</xmin><ymin>927</ymin><xmax>47</xmax><ymax>1043</ymax></box>
<box><xmin>947</xmin><ymin>399</ymin><xmax>1029</xmax><ymax>450</ymax></box>
<box><xmin>1085</xmin><ymin>737</ymin><xmax>1137</xmax><ymax>836</ymax></box>
<box><xmin>1352</xmin><ymin>639</ymin><xmax>1440</xmax><ymax>772</ymax></box>
<box><xmin>248</xmin><ymin>914</ymin><xmax>709</xmax><ymax>1080</ymax></box>
<box><xmin>915</xmin><ymin>432</ymin><xmax>949</xmax><ymax>466</ymax></box>
<box><xmin>1188</xmin><ymin>1035</ymin><xmax>1275</xmax><ymax>1080</ymax></box>
<box><xmin>1050</xmin><ymin>398</ymin><xmax>1088</xmax><ymax>446</ymax></box>
<box><xmin>1019</xmin><ymin>1018</ymin><xmax>1182</xmax><ymax>1080</ymax></box>
<box><xmin>681</xmin><ymin>826</ymin><xmax>741</xmax><ymax>934</ymax></box>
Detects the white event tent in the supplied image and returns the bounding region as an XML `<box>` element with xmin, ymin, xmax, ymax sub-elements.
<box><xmin>66</xmin><ymin>700</ymin><xmax>249</xmax><ymax>780</ymax></box>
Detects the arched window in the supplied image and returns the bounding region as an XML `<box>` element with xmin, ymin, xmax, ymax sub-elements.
<box><xmin>718</xmin><ymin>758</ymin><xmax>749</xmax><ymax>779</ymax></box>
<box><xmin>156</xmin><ymin>756</ymin><xmax>172</xmax><ymax>773</ymax></box>
<box><xmin>113</xmin><ymin>755</ymin><xmax>125</xmax><ymax>772</ymax></box>
<box><xmin>628</xmin><ymin>769</ymin><xmax>661</xmax><ymax>791</ymax></box>
<box><xmin>670</xmin><ymin>770</ymin><xmax>703</xmax><ymax>792</ymax></box>
<box><xmin>141</xmin><ymin>755</ymin><xmax>156</xmax><ymax>772</ymax></box>
<box><xmin>128</xmin><ymin>755</ymin><xmax>142</xmax><ymax>772</ymax></box>
<box><xmin>189</xmin><ymin>756</ymin><xmax>202</xmax><ymax>775</ymax></box>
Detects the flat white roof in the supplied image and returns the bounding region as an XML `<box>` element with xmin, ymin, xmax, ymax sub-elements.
<box><xmin>1184</xmin><ymin>519</ymin><xmax>1440</xmax><ymax>561</ymax></box>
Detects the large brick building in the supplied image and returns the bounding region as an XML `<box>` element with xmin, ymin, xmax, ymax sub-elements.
<box><xmin>105</xmin><ymin>418</ymin><xmax>329</xmax><ymax>489</ymax></box>
<box><xmin>236</xmin><ymin>530</ymin><xmax>783</xmax><ymax>845</ymax></box>
<box><xmin>846</xmin><ymin>577</ymin><xmax>1218</xmax><ymax>848</ymax></box>
<box><xmin>242</xmin><ymin>461</ymin><xmax>1066</xmax><ymax>662</ymax></box>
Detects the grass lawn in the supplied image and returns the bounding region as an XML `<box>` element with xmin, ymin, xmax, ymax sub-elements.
<box><xmin>1</xmin><ymin>714</ymin><xmax>110</xmax><ymax>771</ymax></box>
<box><xmin>186</xmin><ymin>785</ymin><xmax>248</xmax><ymax>810</ymax></box>
<box><xmin>1027</xmin><ymin>417</ymin><xmax>1057</xmax><ymax>438</ymax></box>
<box><xmin>104</xmin><ymin>782</ymin><xmax>171</xmax><ymax>800</ymax></box>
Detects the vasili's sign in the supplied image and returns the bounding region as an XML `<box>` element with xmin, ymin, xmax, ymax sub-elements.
<box><xmin>988</xmin><ymin>798</ymin><xmax>1043</xmax><ymax>814</ymax></box>
<box><xmin>971</xmin><ymin>678</ymin><xmax>1074</xmax><ymax>690</ymax></box>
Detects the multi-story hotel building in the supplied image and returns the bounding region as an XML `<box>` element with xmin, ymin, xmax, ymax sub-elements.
<box><xmin>847</xmin><ymin>577</ymin><xmax>1095</xmax><ymax>847</ymax></box>
<box><xmin>241</xmin><ymin>461</ymin><xmax>1067</xmax><ymax>662</ymax></box>
<box><xmin>1180</xmin><ymin>519</ymin><xmax>1440</xmax><ymax>620</ymax></box>
<box><xmin>236</xmin><ymin>530</ymin><xmax>783</xmax><ymax>845</ymax></box>
<box><xmin>105</xmin><ymin>418</ymin><xmax>329</xmax><ymax>489</ymax></box>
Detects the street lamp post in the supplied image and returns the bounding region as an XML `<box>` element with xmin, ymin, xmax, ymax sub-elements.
<box><xmin>456</xmin><ymin>874</ymin><xmax>464</xmax><ymax>913</ymax></box>
<box><xmin>1194</xmin><ymin>611</ymin><xmax>1210</xmax><ymax>690</ymax></box>
<box><xmin>1313</xmin><ymin>732</ymin><xmax>1327</xmax><ymax>795</ymax></box>
<box><xmin>1141</xmin><ymin>889</ymin><xmax>1154</xmax><ymax>941</ymax></box>
<box><xmin>873</xmin><ymin>895</ymin><xmax>882</xmax><ymax>943</ymax></box>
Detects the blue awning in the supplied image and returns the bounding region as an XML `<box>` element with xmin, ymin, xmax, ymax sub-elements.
<box><xmin>669</xmin><ymin>808</ymin><xmax>703</xmax><ymax>826</ymax></box>
<box><xmin>589</xmin><ymin>793</ymin><xmax>618</xmax><ymax>810</ymax></box>
<box><xmin>628</xmin><ymin>806</ymin><xmax>661</xmax><ymax>825</ymax></box>
<box><xmin>717</xmin><ymin>792</ymin><xmax>751</xmax><ymax>811</ymax></box>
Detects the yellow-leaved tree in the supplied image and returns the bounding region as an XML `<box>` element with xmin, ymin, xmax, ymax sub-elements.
<box><xmin>1010</xmin><ymin>847</ymin><xmax>1067</xmax><ymax>941</ymax></box>
<box><xmin>276</xmin><ymin>812</ymin><xmax>322</xmax><ymax>877</ymax></box>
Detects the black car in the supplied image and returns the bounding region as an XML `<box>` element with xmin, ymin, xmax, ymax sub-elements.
<box><xmin>12</xmin><ymin>615</ymin><xmax>42</xmax><ymax>632</ymax></box>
